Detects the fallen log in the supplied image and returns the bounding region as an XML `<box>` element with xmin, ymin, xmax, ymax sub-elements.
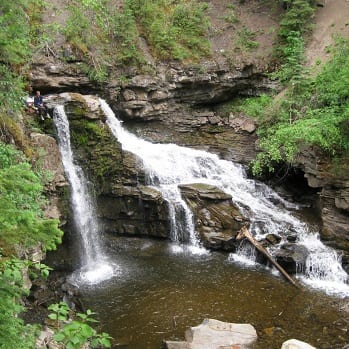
<box><xmin>237</xmin><ymin>226</ymin><xmax>300</xmax><ymax>288</ymax></box>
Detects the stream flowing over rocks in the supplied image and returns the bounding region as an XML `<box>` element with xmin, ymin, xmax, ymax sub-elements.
<box><xmin>40</xmin><ymin>89</ymin><xmax>349</xmax><ymax>277</ymax></box>
<box><xmin>21</xmin><ymin>1</ymin><xmax>349</xmax><ymax>349</ymax></box>
<box><xmin>33</xmin><ymin>90</ymin><xmax>349</xmax><ymax>348</ymax></box>
<box><xmin>31</xmin><ymin>54</ymin><xmax>349</xmax><ymax>273</ymax></box>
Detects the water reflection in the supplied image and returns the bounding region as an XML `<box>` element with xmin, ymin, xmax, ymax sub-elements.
<box><xmin>79</xmin><ymin>237</ymin><xmax>348</xmax><ymax>349</ymax></box>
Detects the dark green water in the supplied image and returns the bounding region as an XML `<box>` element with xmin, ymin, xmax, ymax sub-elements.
<box><xmin>79</xmin><ymin>237</ymin><xmax>348</xmax><ymax>349</ymax></box>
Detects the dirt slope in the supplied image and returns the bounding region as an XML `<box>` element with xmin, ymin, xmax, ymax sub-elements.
<box><xmin>305</xmin><ymin>0</ymin><xmax>349</xmax><ymax>67</ymax></box>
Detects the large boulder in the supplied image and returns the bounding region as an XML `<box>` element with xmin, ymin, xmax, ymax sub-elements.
<box><xmin>179</xmin><ymin>183</ymin><xmax>249</xmax><ymax>251</ymax></box>
<box><xmin>164</xmin><ymin>318</ymin><xmax>257</xmax><ymax>349</ymax></box>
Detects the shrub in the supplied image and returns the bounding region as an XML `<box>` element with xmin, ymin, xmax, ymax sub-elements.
<box><xmin>126</xmin><ymin>0</ymin><xmax>211</xmax><ymax>61</ymax></box>
<box><xmin>0</xmin><ymin>259</ymin><xmax>37</xmax><ymax>349</ymax></box>
<box><xmin>252</xmin><ymin>38</ymin><xmax>349</xmax><ymax>175</ymax></box>
<box><xmin>48</xmin><ymin>302</ymin><xmax>112</xmax><ymax>349</ymax></box>
<box><xmin>0</xmin><ymin>142</ymin><xmax>63</xmax><ymax>254</ymax></box>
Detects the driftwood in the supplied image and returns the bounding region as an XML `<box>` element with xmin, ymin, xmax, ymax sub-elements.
<box><xmin>237</xmin><ymin>226</ymin><xmax>300</xmax><ymax>288</ymax></box>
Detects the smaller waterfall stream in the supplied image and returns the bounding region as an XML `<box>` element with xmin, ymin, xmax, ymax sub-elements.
<box><xmin>54</xmin><ymin>105</ymin><xmax>115</xmax><ymax>285</ymax></box>
<box><xmin>100</xmin><ymin>99</ymin><xmax>349</xmax><ymax>296</ymax></box>
<box><xmin>101</xmin><ymin>100</ymin><xmax>204</xmax><ymax>253</ymax></box>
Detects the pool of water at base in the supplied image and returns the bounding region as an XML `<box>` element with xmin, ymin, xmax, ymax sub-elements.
<box><xmin>78</xmin><ymin>236</ymin><xmax>349</xmax><ymax>349</ymax></box>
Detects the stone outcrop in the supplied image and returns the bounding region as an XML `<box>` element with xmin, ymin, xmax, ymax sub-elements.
<box><xmin>165</xmin><ymin>322</ymin><xmax>316</xmax><ymax>349</ymax></box>
<box><xmin>105</xmin><ymin>63</ymin><xmax>268</xmax><ymax>165</ymax></box>
<box><xmin>30</xmin><ymin>54</ymin><xmax>349</xmax><ymax>271</ymax></box>
<box><xmin>110</xmin><ymin>63</ymin><xmax>274</xmax><ymax>122</ymax></box>
<box><xmin>31</xmin><ymin>60</ymin><xmax>268</xmax><ymax>165</ymax></box>
<box><xmin>179</xmin><ymin>183</ymin><xmax>249</xmax><ymax>251</ymax></box>
<box><xmin>164</xmin><ymin>318</ymin><xmax>258</xmax><ymax>349</ymax></box>
<box><xmin>98</xmin><ymin>185</ymin><xmax>169</xmax><ymax>238</ymax></box>
<box><xmin>37</xmin><ymin>92</ymin><xmax>349</xmax><ymax>277</ymax></box>
<box><xmin>29</xmin><ymin>61</ymin><xmax>95</xmax><ymax>94</ymax></box>
<box><xmin>41</xmin><ymin>93</ymin><xmax>256</xmax><ymax>248</ymax></box>
<box><xmin>30</xmin><ymin>132</ymin><xmax>67</xmax><ymax>224</ymax></box>
<box><xmin>295</xmin><ymin>147</ymin><xmax>349</xmax><ymax>271</ymax></box>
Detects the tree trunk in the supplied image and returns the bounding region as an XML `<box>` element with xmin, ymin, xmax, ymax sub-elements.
<box><xmin>237</xmin><ymin>226</ymin><xmax>300</xmax><ymax>288</ymax></box>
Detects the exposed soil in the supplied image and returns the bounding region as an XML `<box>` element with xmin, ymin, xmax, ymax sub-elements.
<box><xmin>206</xmin><ymin>0</ymin><xmax>282</xmax><ymax>69</ymax></box>
<box><xmin>305</xmin><ymin>0</ymin><xmax>349</xmax><ymax>67</ymax></box>
<box><xmin>40</xmin><ymin>0</ymin><xmax>349</xmax><ymax>74</ymax></box>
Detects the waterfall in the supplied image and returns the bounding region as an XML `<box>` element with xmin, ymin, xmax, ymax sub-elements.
<box><xmin>100</xmin><ymin>99</ymin><xmax>349</xmax><ymax>296</ymax></box>
<box><xmin>53</xmin><ymin>105</ymin><xmax>115</xmax><ymax>285</ymax></box>
<box><xmin>100</xmin><ymin>100</ymin><xmax>204</xmax><ymax>254</ymax></box>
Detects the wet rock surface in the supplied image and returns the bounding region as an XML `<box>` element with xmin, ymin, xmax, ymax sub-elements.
<box><xmin>179</xmin><ymin>183</ymin><xmax>249</xmax><ymax>251</ymax></box>
<box><xmin>274</xmin><ymin>243</ymin><xmax>309</xmax><ymax>275</ymax></box>
<box><xmin>295</xmin><ymin>148</ymin><xmax>349</xmax><ymax>271</ymax></box>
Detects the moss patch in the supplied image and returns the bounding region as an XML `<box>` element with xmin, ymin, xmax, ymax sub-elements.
<box><xmin>69</xmin><ymin>117</ymin><xmax>123</xmax><ymax>191</ymax></box>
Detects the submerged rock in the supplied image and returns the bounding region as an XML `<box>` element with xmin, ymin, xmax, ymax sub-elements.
<box><xmin>164</xmin><ymin>319</ymin><xmax>257</xmax><ymax>349</ymax></box>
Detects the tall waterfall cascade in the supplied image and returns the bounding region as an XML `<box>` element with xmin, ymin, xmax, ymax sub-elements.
<box><xmin>100</xmin><ymin>99</ymin><xmax>349</xmax><ymax>296</ymax></box>
<box><xmin>53</xmin><ymin>105</ymin><xmax>115</xmax><ymax>285</ymax></box>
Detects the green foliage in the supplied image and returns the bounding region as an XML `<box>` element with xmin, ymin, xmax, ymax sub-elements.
<box><xmin>278</xmin><ymin>0</ymin><xmax>314</xmax><ymax>39</ymax></box>
<box><xmin>109</xmin><ymin>5</ymin><xmax>144</xmax><ymax>66</ymax></box>
<box><xmin>315</xmin><ymin>37</ymin><xmax>349</xmax><ymax>107</ymax></box>
<box><xmin>0</xmin><ymin>0</ymin><xmax>46</xmax><ymax>115</ymax></box>
<box><xmin>252</xmin><ymin>38</ymin><xmax>349</xmax><ymax>175</ymax></box>
<box><xmin>0</xmin><ymin>142</ymin><xmax>63</xmax><ymax>253</ymax></box>
<box><xmin>234</xmin><ymin>94</ymin><xmax>273</xmax><ymax>119</ymax></box>
<box><xmin>273</xmin><ymin>0</ymin><xmax>314</xmax><ymax>84</ymax></box>
<box><xmin>0</xmin><ymin>259</ymin><xmax>37</xmax><ymax>349</ymax></box>
<box><xmin>126</xmin><ymin>0</ymin><xmax>211</xmax><ymax>61</ymax></box>
<box><xmin>0</xmin><ymin>66</ymin><xmax>26</xmax><ymax>115</ymax></box>
<box><xmin>0</xmin><ymin>0</ymin><xmax>32</xmax><ymax>66</ymax></box>
<box><xmin>236</xmin><ymin>27</ymin><xmax>259</xmax><ymax>51</ymax></box>
<box><xmin>0</xmin><ymin>142</ymin><xmax>25</xmax><ymax>169</ymax></box>
<box><xmin>48</xmin><ymin>302</ymin><xmax>112</xmax><ymax>349</ymax></box>
<box><xmin>223</xmin><ymin>4</ymin><xmax>239</xmax><ymax>24</ymax></box>
<box><xmin>272</xmin><ymin>30</ymin><xmax>306</xmax><ymax>84</ymax></box>
<box><xmin>31</xmin><ymin>261</ymin><xmax>52</xmax><ymax>279</ymax></box>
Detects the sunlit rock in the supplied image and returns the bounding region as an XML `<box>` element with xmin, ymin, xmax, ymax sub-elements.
<box><xmin>281</xmin><ymin>339</ymin><xmax>316</xmax><ymax>349</ymax></box>
<box><xmin>165</xmin><ymin>318</ymin><xmax>257</xmax><ymax>349</ymax></box>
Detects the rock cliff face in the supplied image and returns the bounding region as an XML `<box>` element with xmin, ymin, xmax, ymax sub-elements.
<box><xmin>31</xmin><ymin>60</ymin><xmax>270</xmax><ymax>165</ymax></box>
<box><xmin>295</xmin><ymin>148</ymin><xmax>349</xmax><ymax>270</ymax></box>
<box><xmin>30</xmin><ymin>56</ymin><xmax>349</xmax><ymax>270</ymax></box>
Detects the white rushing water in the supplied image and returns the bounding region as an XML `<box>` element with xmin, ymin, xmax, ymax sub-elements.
<box><xmin>100</xmin><ymin>99</ymin><xmax>349</xmax><ymax>296</ymax></box>
<box><xmin>53</xmin><ymin>105</ymin><xmax>115</xmax><ymax>285</ymax></box>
